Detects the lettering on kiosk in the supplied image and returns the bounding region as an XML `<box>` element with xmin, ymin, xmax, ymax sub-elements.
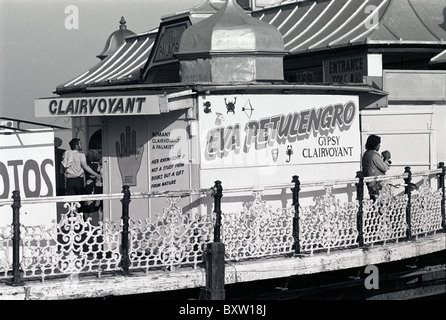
<box><xmin>48</xmin><ymin>97</ymin><xmax>147</xmax><ymax>116</ymax></box>
<box><xmin>205</xmin><ymin>101</ymin><xmax>356</xmax><ymax>160</ymax></box>
<box><xmin>0</xmin><ymin>159</ymin><xmax>54</xmax><ymax>198</ymax></box>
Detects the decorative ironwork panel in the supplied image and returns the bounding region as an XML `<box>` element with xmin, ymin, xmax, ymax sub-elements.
<box><xmin>20</xmin><ymin>202</ymin><xmax>121</xmax><ymax>281</ymax></box>
<box><xmin>362</xmin><ymin>182</ymin><xmax>408</xmax><ymax>245</ymax></box>
<box><xmin>222</xmin><ymin>192</ymin><xmax>294</xmax><ymax>261</ymax></box>
<box><xmin>299</xmin><ymin>186</ymin><xmax>359</xmax><ymax>255</ymax></box>
<box><xmin>411</xmin><ymin>177</ymin><xmax>443</xmax><ymax>237</ymax></box>
<box><xmin>0</xmin><ymin>225</ymin><xmax>12</xmax><ymax>280</ymax></box>
<box><xmin>128</xmin><ymin>197</ymin><xmax>214</xmax><ymax>272</ymax></box>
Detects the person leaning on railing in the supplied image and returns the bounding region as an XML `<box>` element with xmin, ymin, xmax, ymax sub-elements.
<box><xmin>362</xmin><ymin>134</ymin><xmax>391</xmax><ymax>201</ymax></box>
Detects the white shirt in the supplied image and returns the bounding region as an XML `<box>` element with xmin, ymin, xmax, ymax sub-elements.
<box><xmin>62</xmin><ymin>150</ymin><xmax>87</xmax><ymax>178</ymax></box>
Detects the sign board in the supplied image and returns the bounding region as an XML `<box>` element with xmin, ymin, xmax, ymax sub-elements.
<box><xmin>198</xmin><ymin>94</ymin><xmax>361</xmax><ymax>169</ymax></box>
<box><xmin>324</xmin><ymin>55</ymin><xmax>367</xmax><ymax>83</ymax></box>
<box><xmin>152</xmin><ymin>22</ymin><xmax>189</xmax><ymax>64</ymax></box>
<box><xmin>149</xmin><ymin>118</ymin><xmax>190</xmax><ymax>192</ymax></box>
<box><xmin>140</xmin><ymin>17</ymin><xmax>191</xmax><ymax>80</ymax></box>
<box><xmin>0</xmin><ymin>130</ymin><xmax>56</xmax><ymax>227</ymax></box>
<box><xmin>103</xmin><ymin>115</ymin><xmax>190</xmax><ymax>221</ymax></box>
<box><xmin>35</xmin><ymin>95</ymin><xmax>161</xmax><ymax>118</ymax></box>
<box><xmin>323</xmin><ymin>54</ymin><xmax>382</xmax><ymax>83</ymax></box>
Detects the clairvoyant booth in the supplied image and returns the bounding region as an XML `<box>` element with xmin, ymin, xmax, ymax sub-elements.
<box><xmin>35</xmin><ymin>0</ymin><xmax>387</xmax><ymax>221</ymax></box>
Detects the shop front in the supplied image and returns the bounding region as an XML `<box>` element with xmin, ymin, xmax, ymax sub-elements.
<box><xmin>35</xmin><ymin>0</ymin><xmax>390</xmax><ymax>220</ymax></box>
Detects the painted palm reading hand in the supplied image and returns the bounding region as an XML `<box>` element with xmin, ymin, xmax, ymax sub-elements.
<box><xmin>116</xmin><ymin>127</ymin><xmax>144</xmax><ymax>186</ymax></box>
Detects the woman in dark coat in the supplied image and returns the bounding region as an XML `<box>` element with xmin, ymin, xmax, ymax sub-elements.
<box><xmin>362</xmin><ymin>135</ymin><xmax>391</xmax><ymax>201</ymax></box>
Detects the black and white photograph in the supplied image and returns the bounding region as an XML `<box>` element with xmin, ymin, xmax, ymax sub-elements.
<box><xmin>1</xmin><ymin>0</ymin><xmax>445</xmax><ymax>307</ymax></box>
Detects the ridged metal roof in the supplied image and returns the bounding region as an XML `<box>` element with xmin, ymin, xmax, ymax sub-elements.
<box><xmin>57</xmin><ymin>30</ymin><xmax>156</xmax><ymax>93</ymax></box>
<box><xmin>56</xmin><ymin>1</ymin><xmax>223</xmax><ymax>94</ymax></box>
<box><xmin>56</xmin><ymin>0</ymin><xmax>446</xmax><ymax>93</ymax></box>
<box><xmin>253</xmin><ymin>0</ymin><xmax>446</xmax><ymax>53</ymax></box>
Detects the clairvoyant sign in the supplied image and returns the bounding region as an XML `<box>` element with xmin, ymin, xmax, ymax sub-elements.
<box><xmin>198</xmin><ymin>94</ymin><xmax>361</xmax><ymax>169</ymax></box>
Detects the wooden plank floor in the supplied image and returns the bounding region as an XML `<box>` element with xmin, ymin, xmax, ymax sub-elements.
<box><xmin>0</xmin><ymin>233</ymin><xmax>444</xmax><ymax>300</ymax></box>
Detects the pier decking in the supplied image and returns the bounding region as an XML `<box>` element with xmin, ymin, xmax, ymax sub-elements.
<box><xmin>1</xmin><ymin>165</ymin><xmax>445</xmax><ymax>300</ymax></box>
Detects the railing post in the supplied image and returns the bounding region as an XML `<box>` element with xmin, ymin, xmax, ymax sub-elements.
<box><xmin>355</xmin><ymin>171</ymin><xmax>364</xmax><ymax>247</ymax></box>
<box><xmin>438</xmin><ymin>162</ymin><xmax>446</xmax><ymax>232</ymax></box>
<box><xmin>212</xmin><ymin>180</ymin><xmax>223</xmax><ymax>243</ymax></box>
<box><xmin>7</xmin><ymin>191</ymin><xmax>24</xmax><ymax>286</ymax></box>
<box><xmin>404</xmin><ymin>167</ymin><xmax>413</xmax><ymax>240</ymax></box>
<box><xmin>202</xmin><ymin>180</ymin><xmax>225</xmax><ymax>300</ymax></box>
<box><xmin>292</xmin><ymin>175</ymin><xmax>301</xmax><ymax>255</ymax></box>
<box><xmin>120</xmin><ymin>185</ymin><xmax>131</xmax><ymax>275</ymax></box>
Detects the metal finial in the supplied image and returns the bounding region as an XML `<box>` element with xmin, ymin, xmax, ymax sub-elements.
<box><xmin>120</xmin><ymin>16</ymin><xmax>127</xmax><ymax>29</ymax></box>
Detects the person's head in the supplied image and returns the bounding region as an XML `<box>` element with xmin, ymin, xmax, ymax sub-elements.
<box><xmin>86</xmin><ymin>150</ymin><xmax>101</xmax><ymax>163</ymax></box>
<box><xmin>69</xmin><ymin>138</ymin><xmax>82</xmax><ymax>151</ymax></box>
<box><xmin>365</xmin><ymin>134</ymin><xmax>381</xmax><ymax>151</ymax></box>
<box><xmin>54</xmin><ymin>137</ymin><xmax>62</xmax><ymax>148</ymax></box>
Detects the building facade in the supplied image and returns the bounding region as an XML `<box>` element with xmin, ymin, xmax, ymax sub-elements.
<box><xmin>35</xmin><ymin>0</ymin><xmax>446</xmax><ymax>220</ymax></box>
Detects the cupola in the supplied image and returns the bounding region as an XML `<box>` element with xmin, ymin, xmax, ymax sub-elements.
<box><xmin>97</xmin><ymin>16</ymin><xmax>136</xmax><ymax>60</ymax></box>
<box><xmin>176</xmin><ymin>0</ymin><xmax>287</xmax><ymax>83</ymax></box>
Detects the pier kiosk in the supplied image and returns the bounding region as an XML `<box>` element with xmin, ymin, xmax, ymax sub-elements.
<box><xmin>37</xmin><ymin>0</ymin><xmax>432</xmax><ymax>222</ymax></box>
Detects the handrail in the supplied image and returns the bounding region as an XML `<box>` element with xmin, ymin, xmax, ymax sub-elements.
<box><xmin>0</xmin><ymin>168</ymin><xmax>443</xmax><ymax>206</ymax></box>
<box><xmin>0</xmin><ymin>188</ymin><xmax>212</xmax><ymax>206</ymax></box>
<box><xmin>213</xmin><ymin>168</ymin><xmax>444</xmax><ymax>194</ymax></box>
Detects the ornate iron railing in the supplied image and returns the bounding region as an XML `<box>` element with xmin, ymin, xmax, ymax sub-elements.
<box><xmin>128</xmin><ymin>196</ymin><xmax>214</xmax><ymax>272</ymax></box>
<box><xmin>222</xmin><ymin>191</ymin><xmax>295</xmax><ymax>261</ymax></box>
<box><xmin>0</xmin><ymin>164</ymin><xmax>445</xmax><ymax>285</ymax></box>
<box><xmin>299</xmin><ymin>185</ymin><xmax>359</xmax><ymax>254</ymax></box>
<box><xmin>216</xmin><ymin>164</ymin><xmax>445</xmax><ymax>258</ymax></box>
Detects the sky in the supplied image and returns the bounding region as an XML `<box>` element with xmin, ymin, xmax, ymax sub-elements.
<box><xmin>0</xmin><ymin>0</ymin><xmax>205</xmax><ymax>128</ymax></box>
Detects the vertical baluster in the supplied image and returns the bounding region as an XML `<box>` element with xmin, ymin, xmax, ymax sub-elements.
<box><xmin>438</xmin><ymin>162</ymin><xmax>446</xmax><ymax>232</ymax></box>
<box><xmin>7</xmin><ymin>191</ymin><xmax>24</xmax><ymax>286</ymax></box>
<box><xmin>355</xmin><ymin>171</ymin><xmax>364</xmax><ymax>247</ymax></box>
<box><xmin>292</xmin><ymin>175</ymin><xmax>300</xmax><ymax>255</ymax></box>
<box><xmin>404</xmin><ymin>167</ymin><xmax>413</xmax><ymax>240</ymax></box>
<box><xmin>120</xmin><ymin>186</ymin><xmax>131</xmax><ymax>275</ymax></box>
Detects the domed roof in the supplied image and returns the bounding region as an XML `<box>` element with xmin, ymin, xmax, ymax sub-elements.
<box><xmin>97</xmin><ymin>17</ymin><xmax>136</xmax><ymax>60</ymax></box>
<box><xmin>178</xmin><ymin>0</ymin><xmax>285</xmax><ymax>56</ymax></box>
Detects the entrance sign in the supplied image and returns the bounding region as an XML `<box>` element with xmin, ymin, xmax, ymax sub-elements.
<box><xmin>324</xmin><ymin>55</ymin><xmax>367</xmax><ymax>83</ymax></box>
<box><xmin>323</xmin><ymin>54</ymin><xmax>383</xmax><ymax>83</ymax></box>
<box><xmin>198</xmin><ymin>94</ymin><xmax>361</xmax><ymax>169</ymax></box>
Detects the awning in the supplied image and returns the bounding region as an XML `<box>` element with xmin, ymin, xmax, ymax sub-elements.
<box><xmin>56</xmin><ymin>30</ymin><xmax>157</xmax><ymax>93</ymax></box>
<box><xmin>253</xmin><ymin>0</ymin><xmax>446</xmax><ymax>54</ymax></box>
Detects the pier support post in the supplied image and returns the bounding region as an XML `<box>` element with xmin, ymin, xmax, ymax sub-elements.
<box><xmin>292</xmin><ymin>175</ymin><xmax>301</xmax><ymax>255</ymax></box>
<box><xmin>404</xmin><ymin>167</ymin><xmax>413</xmax><ymax>240</ymax></box>
<box><xmin>7</xmin><ymin>191</ymin><xmax>24</xmax><ymax>286</ymax></box>
<box><xmin>438</xmin><ymin>162</ymin><xmax>446</xmax><ymax>232</ymax></box>
<box><xmin>202</xmin><ymin>180</ymin><xmax>225</xmax><ymax>300</ymax></box>
<box><xmin>120</xmin><ymin>185</ymin><xmax>131</xmax><ymax>275</ymax></box>
<box><xmin>203</xmin><ymin>242</ymin><xmax>226</xmax><ymax>300</ymax></box>
<box><xmin>355</xmin><ymin>171</ymin><xmax>364</xmax><ymax>247</ymax></box>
